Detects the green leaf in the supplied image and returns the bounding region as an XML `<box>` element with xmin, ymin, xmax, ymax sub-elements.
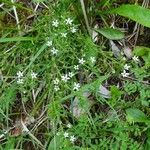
<box><xmin>0</xmin><ymin>87</ymin><xmax>16</xmax><ymax>111</ymax></box>
<box><xmin>111</xmin><ymin>5</ymin><xmax>150</xmax><ymax>28</ymax></box>
<box><xmin>83</xmin><ymin>36</ymin><xmax>98</xmax><ymax>66</ymax></box>
<box><xmin>133</xmin><ymin>46</ymin><xmax>150</xmax><ymax>56</ymax></box>
<box><xmin>48</xmin><ymin>135</ymin><xmax>64</xmax><ymax>150</ymax></box>
<box><xmin>0</xmin><ymin>37</ymin><xmax>34</xmax><ymax>42</ymax></box>
<box><xmin>126</xmin><ymin>108</ymin><xmax>148</xmax><ymax>123</ymax></box>
<box><xmin>95</xmin><ymin>28</ymin><xmax>124</xmax><ymax>40</ymax></box>
<box><xmin>80</xmin><ymin>75</ymin><xmax>109</xmax><ymax>93</ymax></box>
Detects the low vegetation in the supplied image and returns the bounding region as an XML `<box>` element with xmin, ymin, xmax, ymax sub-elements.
<box><xmin>0</xmin><ymin>0</ymin><xmax>150</xmax><ymax>149</ymax></box>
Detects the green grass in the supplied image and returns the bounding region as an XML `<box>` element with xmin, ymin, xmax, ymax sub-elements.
<box><xmin>0</xmin><ymin>0</ymin><xmax>150</xmax><ymax>149</ymax></box>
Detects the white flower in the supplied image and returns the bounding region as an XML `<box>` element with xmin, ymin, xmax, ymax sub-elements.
<box><xmin>53</xmin><ymin>78</ymin><xmax>59</xmax><ymax>85</ymax></box>
<box><xmin>65</xmin><ymin>18</ymin><xmax>73</xmax><ymax>25</ymax></box>
<box><xmin>68</xmin><ymin>72</ymin><xmax>74</xmax><ymax>78</ymax></box>
<box><xmin>54</xmin><ymin>86</ymin><xmax>60</xmax><ymax>91</ymax></box>
<box><xmin>23</xmin><ymin>91</ymin><xmax>26</xmax><ymax>94</ymax></box>
<box><xmin>64</xmin><ymin>132</ymin><xmax>69</xmax><ymax>138</ymax></box>
<box><xmin>71</xmin><ymin>27</ymin><xmax>77</xmax><ymax>33</ymax></box>
<box><xmin>121</xmin><ymin>70</ymin><xmax>129</xmax><ymax>77</ymax></box>
<box><xmin>51</xmin><ymin>47</ymin><xmax>58</xmax><ymax>55</ymax></box>
<box><xmin>122</xmin><ymin>57</ymin><xmax>126</xmax><ymax>61</ymax></box>
<box><xmin>73</xmin><ymin>82</ymin><xmax>80</xmax><ymax>91</ymax></box>
<box><xmin>17</xmin><ymin>71</ymin><xmax>23</xmax><ymax>78</ymax></box>
<box><xmin>52</xmin><ymin>20</ymin><xmax>59</xmax><ymax>27</ymax></box>
<box><xmin>70</xmin><ymin>135</ymin><xmax>76</xmax><ymax>143</ymax></box>
<box><xmin>31</xmin><ymin>72</ymin><xmax>37</xmax><ymax>79</ymax></box>
<box><xmin>61</xmin><ymin>74</ymin><xmax>70</xmax><ymax>82</ymax></box>
<box><xmin>46</xmin><ymin>41</ymin><xmax>52</xmax><ymax>46</ymax></box>
<box><xmin>61</xmin><ymin>33</ymin><xmax>67</xmax><ymax>38</ymax></box>
<box><xmin>17</xmin><ymin>78</ymin><xmax>23</xmax><ymax>84</ymax></box>
<box><xmin>132</xmin><ymin>56</ymin><xmax>139</xmax><ymax>62</ymax></box>
<box><xmin>124</xmin><ymin>64</ymin><xmax>130</xmax><ymax>70</ymax></box>
<box><xmin>66</xmin><ymin>123</ymin><xmax>72</xmax><ymax>128</ymax></box>
<box><xmin>78</xmin><ymin>58</ymin><xmax>85</xmax><ymax>65</ymax></box>
<box><xmin>56</xmin><ymin>132</ymin><xmax>60</xmax><ymax>136</ymax></box>
<box><xmin>74</xmin><ymin>65</ymin><xmax>79</xmax><ymax>70</ymax></box>
<box><xmin>90</xmin><ymin>57</ymin><xmax>96</xmax><ymax>63</ymax></box>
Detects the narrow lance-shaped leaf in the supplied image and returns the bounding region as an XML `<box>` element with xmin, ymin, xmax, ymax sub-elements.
<box><xmin>95</xmin><ymin>27</ymin><xmax>124</xmax><ymax>40</ymax></box>
<box><xmin>0</xmin><ymin>37</ymin><xmax>33</xmax><ymax>43</ymax></box>
<box><xmin>126</xmin><ymin>108</ymin><xmax>148</xmax><ymax>123</ymax></box>
<box><xmin>111</xmin><ymin>4</ymin><xmax>150</xmax><ymax>28</ymax></box>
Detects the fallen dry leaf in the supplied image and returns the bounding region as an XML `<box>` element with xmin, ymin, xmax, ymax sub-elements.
<box><xmin>92</xmin><ymin>24</ymin><xmax>98</xmax><ymax>42</ymax></box>
<box><xmin>71</xmin><ymin>92</ymin><xmax>91</xmax><ymax>118</ymax></box>
<box><xmin>109</xmin><ymin>40</ymin><xmax>121</xmax><ymax>57</ymax></box>
<box><xmin>123</xmin><ymin>46</ymin><xmax>132</xmax><ymax>59</ymax></box>
<box><xmin>99</xmin><ymin>85</ymin><xmax>111</xmax><ymax>99</ymax></box>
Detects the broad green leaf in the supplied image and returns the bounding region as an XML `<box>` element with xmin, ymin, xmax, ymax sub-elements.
<box><xmin>126</xmin><ymin>108</ymin><xmax>148</xmax><ymax>123</ymax></box>
<box><xmin>0</xmin><ymin>37</ymin><xmax>33</xmax><ymax>42</ymax></box>
<box><xmin>134</xmin><ymin>46</ymin><xmax>150</xmax><ymax>67</ymax></box>
<box><xmin>134</xmin><ymin>46</ymin><xmax>150</xmax><ymax>56</ymax></box>
<box><xmin>96</xmin><ymin>28</ymin><xmax>124</xmax><ymax>40</ymax></box>
<box><xmin>48</xmin><ymin>135</ymin><xmax>64</xmax><ymax>150</ymax></box>
<box><xmin>80</xmin><ymin>75</ymin><xmax>109</xmax><ymax>93</ymax></box>
<box><xmin>111</xmin><ymin>5</ymin><xmax>150</xmax><ymax>28</ymax></box>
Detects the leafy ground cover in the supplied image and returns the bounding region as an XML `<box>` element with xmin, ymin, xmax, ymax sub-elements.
<box><xmin>0</xmin><ymin>0</ymin><xmax>150</xmax><ymax>149</ymax></box>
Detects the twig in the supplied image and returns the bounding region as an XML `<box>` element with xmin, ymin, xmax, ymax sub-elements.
<box><xmin>34</xmin><ymin>2</ymin><xmax>39</xmax><ymax>12</ymax></box>
<box><xmin>120</xmin><ymin>76</ymin><xmax>150</xmax><ymax>85</ymax></box>
<box><xmin>21</xmin><ymin>119</ymin><xmax>45</xmax><ymax>149</ymax></box>
<box><xmin>11</xmin><ymin>0</ymin><xmax>21</xmax><ymax>35</ymax></box>
<box><xmin>41</xmin><ymin>2</ymin><xmax>49</xmax><ymax>9</ymax></box>
<box><xmin>80</xmin><ymin>0</ymin><xmax>91</xmax><ymax>36</ymax></box>
<box><xmin>0</xmin><ymin>3</ymin><xmax>4</xmax><ymax>8</ymax></box>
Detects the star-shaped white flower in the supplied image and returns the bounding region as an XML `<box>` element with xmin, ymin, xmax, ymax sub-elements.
<box><xmin>70</xmin><ymin>135</ymin><xmax>76</xmax><ymax>143</ymax></box>
<box><xmin>53</xmin><ymin>78</ymin><xmax>59</xmax><ymax>85</ymax></box>
<box><xmin>66</xmin><ymin>123</ymin><xmax>72</xmax><ymax>128</ymax></box>
<box><xmin>54</xmin><ymin>86</ymin><xmax>60</xmax><ymax>91</ymax></box>
<box><xmin>17</xmin><ymin>78</ymin><xmax>24</xmax><ymax>84</ymax></box>
<box><xmin>90</xmin><ymin>57</ymin><xmax>96</xmax><ymax>63</ymax></box>
<box><xmin>17</xmin><ymin>71</ymin><xmax>23</xmax><ymax>78</ymax></box>
<box><xmin>132</xmin><ymin>56</ymin><xmax>139</xmax><ymax>62</ymax></box>
<box><xmin>46</xmin><ymin>41</ymin><xmax>52</xmax><ymax>46</ymax></box>
<box><xmin>68</xmin><ymin>72</ymin><xmax>74</xmax><ymax>78</ymax></box>
<box><xmin>74</xmin><ymin>65</ymin><xmax>79</xmax><ymax>70</ymax></box>
<box><xmin>121</xmin><ymin>70</ymin><xmax>129</xmax><ymax>77</ymax></box>
<box><xmin>124</xmin><ymin>64</ymin><xmax>130</xmax><ymax>70</ymax></box>
<box><xmin>73</xmin><ymin>82</ymin><xmax>80</xmax><ymax>91</ymax></box>
<box><xmin>52</xmin><ymin>20</ymin><xmax>59</xmax><ymax>27</ymax></box>
<box><xmin>51</xmin><ymin>47</ymin><xmax>58</xmax><ymax>55</ymax></box>
<box><xmin>61</xmin><ymin>33</ymin><xmax>67</xmax><ymax>38</ymax></box>
<box><xmin>61</xmin><ymin>74</ymin><xmax>70</xmax><ymax>82</ymax></box>
<box><xmin>78</xmin><ymin>58</ymin><xmax>85</xmax><ymax>65</ymax></box>
<box><xmin>65</xmin><ymin>18</ymin><xmax>73</xmax><ymax>25</ymax></box>
<box><xmin>71</xmin><ymin>27</ymin><xmax>77</xmax><ymax>33</ymax></box>
<box><xmin>64</xmin><ymin>132</ymin><xmax>69</xmax><ymax>138</ymax></box>
<box><xmin>122</xmin><ymin>57</ymin><xmax>126</xmax><ymax>61</ymax></box>
<box><xmin>31</xmin><ymin>72</ymin><xmax>37</xmax><ymax>79</ymax></box>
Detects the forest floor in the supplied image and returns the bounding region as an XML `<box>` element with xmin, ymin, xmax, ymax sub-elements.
<box><xmin>0</xmin><ymin>0</ymin><xmax>150</xmax><ymax>149</ymax></box>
